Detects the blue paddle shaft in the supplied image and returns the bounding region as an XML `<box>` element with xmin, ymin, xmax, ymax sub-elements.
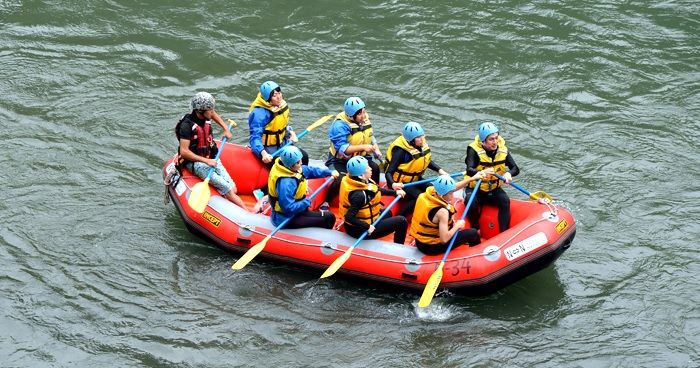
<box><xmin>203</xmin><ymin>121</ymin><xmax>235</xmax><ymax>180</ymax></box>
<box><xmin>268</xmin><ymin>176</ymin><xmax>335</xmax><ymax>237</ymax></box>
<box><xmin>403</xmin><ymin>171</ymin><xmax>464</xmax><ymax>188</ymax></box>
<box><xmin>348</xmin><ymin>195</ymin><xmax>402</xmax><ymax>250</ymax></box>
<box><xmin>493</xmin><ymin>173</ymin><xmax>531</xmax><ymax>197</ymax></box>
<box><xmin>269</xmin><ymin>129</ymin><xmax>312</xmax><ymax>158</ymax></box>
<box><xmin>440</xmin><ymin>179</ymin><xmax>482</xmax><ymax>263</ymax></box>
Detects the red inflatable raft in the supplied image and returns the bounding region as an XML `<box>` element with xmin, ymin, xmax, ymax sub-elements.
<box><xmin>163</xmin><ymin>142</ymin><xmax>576</xmax><ymax>295</ymax></box>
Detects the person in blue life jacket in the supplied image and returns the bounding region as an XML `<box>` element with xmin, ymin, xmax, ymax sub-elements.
<box><xmin>325</xmin><ymin>96</ymin><xmax>383</xmax><ymax>206</ymax></box>
<box><xmin>268</xmin><ymin>146</ymin><xmax>340</xmax><ymax>229</ymax></box>
<box><xmin>464</xmin><ymin>122</ymin><xmax>520</xmax><ymax>233</ymax></box>
<box><xmin>384</xmin><ymin>121</ymin><xmax>449</xmax><ymax>217</ymax></box>
<box><xmin>340</xmin><ymin>156</ymin><xmax>408</xmax><ymax>244</ymax></box>
<box><xmin>410</xmin><ymin>174</ymin><xmax>485</xmax><ymax>255</ymax></box>
<box><xmin>176</xmin><ymin>92</ymin><xmax>252</xmax><ymax>212</ymax></box>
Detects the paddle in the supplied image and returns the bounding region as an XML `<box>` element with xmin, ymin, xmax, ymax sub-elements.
<box><xmin>418</xmin><ymin>179</ymin><xmax>482</xmax><ymax>308</ymax></box>
<box><xmin>402</xmin><ymin>171</ymin><xmax>466</xmax><ymax>188</ymax></box>
<box><xmin>320</xmin><ymin>195</ymin><xmax>403</xmax><ymax>279</ymax></box>
<box><xmin>231</xmin><ymin>176</ymin><xmax>335</xmax><ymax>270</ymax></box>
<box><xmin>269</xmin><ymin>115</ymin><xmax>334</xmax><ymax>158</ymax></box>
<box><xmin>187</xmin><ymin>119</ymin><xmax>238</xmax><ymax>214</ymax></box>
<box><xmin>492</xmin><ymin>173</ymin><xmax>553</xmax><ymax>202</ymax></box>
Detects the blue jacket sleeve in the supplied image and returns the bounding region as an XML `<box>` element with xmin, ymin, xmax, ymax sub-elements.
<box><xmin>248</xmin><ymin>107</ymin><xmax>271</xmax><ymax>156</ymax></box>
<box><xmin>277</xmin><ymin>177</ymin><xmax>311</xmax><ymax>215</ymax></box>
<box><xmin>328</xmin><ymin>120</ymin><xmax>351</xmax><ymax>158</ymax></box>
<box><xmin>302</xmin><ymin>165</ymin><xmax>332</xmax><ymax>179</ymax></box>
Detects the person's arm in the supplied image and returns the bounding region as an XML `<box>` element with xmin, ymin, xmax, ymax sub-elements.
<box><xmin>302</xmin><ymin>165</ymin><xmax>333</xmax><ymax>179</ymax></box>
<box><xmin>179</xmin><ymin>139</ymin><xmax>215</xmax><ymax>167</ymax></box>
<box><xmin>210</xmin><ymin>110</ymin><xmax>232</xmax><ymax>140</ymax></box>
<box><xmin>329</xmin><ymin>121</ymin><xmax>373</xmax><ymax>158</ymax></box>
<box><xmin>277</xmin><ymin>177</ymin><xmax>311</xmax><ymax>215</ymax></box>
<box><xmin>344</xmin><ymin>191</ymin><xmax>371</xmax><ymax>230</ymax></box>
<box><xmin>427</xmin><ymin>161</ymin><xmax>447</xmax><ymax>176</ymax></box>
<box><xmin>504</xmin><ymin>152</ymin><xmax>520</xmax><ymax>179</ymax></box>
<box><xmin>465</xmin><ymin>146</ymin><xmax>481</xmax><ymax>176</ymax></box>
<box><xmin>248</xmin><ymin>108</ymin><xmax>270</xmax><ymax>157</ymax></box>
<box><xmin>436</xmin><ymin>208</ymin><xmax>465</xmax><ymax>244</ymax></box>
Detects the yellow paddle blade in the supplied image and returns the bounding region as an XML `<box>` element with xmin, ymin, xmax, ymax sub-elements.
<box><xmin>231</xmin><ymin>236</ymin><xmax>270</xmax><ymax>270</ymax></box>
<box><xmin>188</xmin><ymin>178</ymin><xmax>211</xmax><ymax>214</ymax></box>
<box><xmin>530</xmin><ymin>191</ymin><xmax>554</xmax><ymax>203</ymax></box>
<box><xmin>307</xmin><ymin>115</ymin><xmax>334</xmax><ymax>131</ymax></box>
<box><xmin>320</xmin><ymin>247</ymin><xmax>353</xmax><ymax>279</ymax></box>
<box><xmin>418</xmin><ymin>261</ymin><xmax>445</xmax><ymax>308</ymax></box>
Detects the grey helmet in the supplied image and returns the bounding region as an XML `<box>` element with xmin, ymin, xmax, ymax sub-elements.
<box><xmin>191</xmin><ymin>92</ymin><xmax>216</xmax><ymax>111</ymax></box>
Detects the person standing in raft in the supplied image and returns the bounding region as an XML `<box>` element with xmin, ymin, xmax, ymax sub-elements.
<box><xmin>248</xmin><ymin>80</ymin><xmax>308</xmax><ymax>166</ymax></box>
<box><xmin>176</xmin><ymin>92</ymin><xmax>252</xmax><ymax>212</ymax></box>
<box><xmin>410</xmin><ymin>174</ymin><xmax>485</xmax><ymax>255</ymax></box>
<box><xmin>325</xmin><ymin>97</ymin><xmax>383</xmax><ymax>206</ymax></box>
<box><xmin>464</xmin><ymin>122</ymin><xmax>519</xmax><ymax>233</ymax></box>
<box><xmin>248</xmin><ymin>81</ymin><xmax>308</xmax><ymax>209</ymax></box>
<box><xmin>340</xmin><ymin>156</ymin><xmax>408</xmax><ymax>244</ymax></box>
<box><xmin>384</xmin><ymin>121</ymin><xmax>449</xmax><ymax>217</ymax></box>
<box><xmin>268</xmin><ymin>146</ymin><xmax>339</xmax><ymax>229</ymax></box>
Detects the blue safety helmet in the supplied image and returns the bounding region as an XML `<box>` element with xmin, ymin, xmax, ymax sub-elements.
<box><xmin>402</xmin><ymin>121</ymin><xmax>425</xmax><ymax>142</ymax></box>
<box><xmin>191</xmin><ymin>92</ymin><xmax>215</xmax><ymax>111</ymax></box>
<box><xmin>280</xmin><ymin>146</ymin><xmax>303</xmax><ymax>168</ymax></box>
<box><xmin>260</xmin><ymin>80</ymin><xmax>281</xmax><ymax>101</ymax></box>
<box><xmin>347</xmin><ymin>156</ymin><xmax>368</xmax><ymax>177</ymax></box>
<box><xmin>344</xmin><ymin>97</ymin><xmax>366</xmax><ymax>118</ymax></box>
<box><xmin>433</xmin><ymin>175</ymin><xmax>456</xmax><ymax>196</ymax></box>
<box><xmin>478</xmin><ymin>122</ymin><xmax>499</xmax><ymax>142</ymax></box>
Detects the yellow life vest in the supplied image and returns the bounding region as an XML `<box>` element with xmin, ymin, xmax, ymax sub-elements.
<box><xmin>385</xmin><ymin>135</ymin><xmax>432</xmax><ymax>183</ymax></box>
<box><xmin>267</xmin><ymin>158</ymin><xmax>307</xmax><ymax>213</ymax></box>
<box><xmin>410</xmin><ymin>186</ymin><xmax>456</xmax><ymax>245</ymax></box>
<box><xmin>248</xmin><ymin>92</ymin><xmax>290</xmax><ymax>146</ymax></box>
<box><xmin>338</xmin><ymin>175</ymin><xmax>382</xmax><ymax>225</ymax></box>
<box><xmin>328</xmin><ymin>111</ymin><xmax>373</xmax><ymax>158</ymax></box>
<box><xmin>467</xmin><ymin>135</ymin><xmax>508</xmax><ymax>192</ymax></box>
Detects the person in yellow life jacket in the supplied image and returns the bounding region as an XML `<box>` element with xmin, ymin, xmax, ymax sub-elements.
<box><xmin>464</xmin><ymin>122</ymin><xmax>520</xmax><ymax>233</ymax></box>
<box><xmin>385</xmin><ymin>121</ymin><xmax>449</xmax><ymax>216</ymax></box>
<box><xmin>268</xmin><ymin>146</ymin><xmax>339</xmax><ymax>229</ymax></box>
<box><xmin>340</xmin><ymin>156</ymin><xmax>408</xmax><ymax>244</ymax></box>
<box><xmin>410</xmin><ymin>174</ymin><xmax>484</xmax><ymax>255</ymax></box>
<box><xmin>176</xmin><ymin>92</ymin><xmax>252</xmax><ymax>212</ymax></box>
<box><xmin>248</xmin><ymin>81</ymin><xmax>308</xmax><ymax>166</ymax></box>
<box><xmin>325</xmin><ymin>97</ymin><xmax>383</xmax><ymax>206</ymax></box>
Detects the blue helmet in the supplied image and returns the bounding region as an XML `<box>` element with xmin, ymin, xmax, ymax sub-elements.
<box><xmin>344</xmin><ymin>97</ymin><xmax>366</xmax><ymax>118</ymax></box>
<box><xmin>260</xmin><ymin>80</ymin><xmax>280</xmax><ymax>101</ymax></box>
<box><xmin>402</xmin><ymin>121</ymin><xmax>425</xmax><ymax>142</ymax></box>
<box><xmin>347</xmin><ymin>156</ymin><xmax>368</xmax><ymax>177</ymax></box>
<box><xmin>280</xmin><ymin>146</ymin><xmax>303</xmax><ymax>168</ymax></box>
<box><xmin>433</xmin><ymin>175</ymin><xmax>456</xmax><ymax>196</ymax></box>
<box><xmin>478</xmin><ymin>122</ymin><xmax>499</xmax><ymax>141</ymax></box>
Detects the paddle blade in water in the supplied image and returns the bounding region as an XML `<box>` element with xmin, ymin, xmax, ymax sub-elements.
<box><xmin>320</xmin><ymin>248</ymin><xmax>352</xmax><ymax>279</ymax></box>
<box><xmin>188</xmin><ymin>179</ymin><xmax>211</xmax><ymax>214</ymax></box>
<box><xmin>418</xmin><ymin>262</ymin><xmax>445</xmax><ymax>308</ymax></box>
<box><xmin>231</xmin><ymin>236</ymin><xmax>270</xmax><ymax>270</ymax></box>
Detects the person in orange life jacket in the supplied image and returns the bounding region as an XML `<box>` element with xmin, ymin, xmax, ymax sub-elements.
<box><xmin>410</xmin><ymin>174</ymin><xmax>485</xmax><ymax>255</ymax></box>
<box><xmin>268</xmin><ymin>146</ymin><xmax>340</xmax><ymax>229</ymax></box>
<box><xmin>177</xmin><ymin>92</ymin><xmax>252</xmax><ymax>212</ymax></box>
<box><xmin>464</xmin><ymin>122</ymin><xmax>519</xmax><ymax>233</ymax></box>
<box><xmin>248</xmin><ymin>81</ymin><xmax>308</xmax><ymax>167</ymax></box>
<box><xmin>340</xmin><ymin>156</ymin><xmax>408</xmax><ymax>244</ymax></box>
<box><xmin>384</xmin><ymin>121</ymin><xmax>449</xmax><ymax>217</ymax></box>
<box><xmin>325</xmin><ymin>97</ymin><xmax>383</xmax><ymax>205</ymax></box>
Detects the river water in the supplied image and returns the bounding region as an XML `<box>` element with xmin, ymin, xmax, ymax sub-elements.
<box><xmin>1</xmin><ymin>1</ymin><xmax>698</xmax><ymax>367</ymax></box>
